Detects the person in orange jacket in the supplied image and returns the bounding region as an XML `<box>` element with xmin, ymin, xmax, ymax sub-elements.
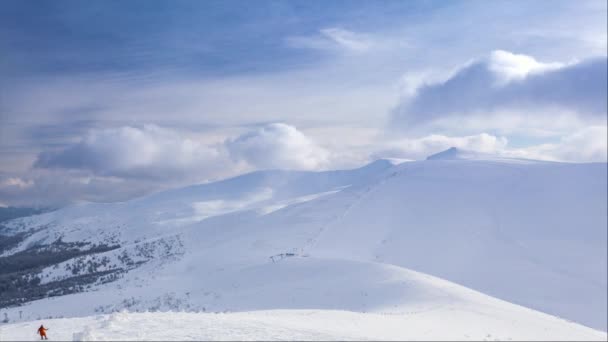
<box><xmin>37</xmin><ymin>324</ymin><xmax>49</xmax><ymax>340</ymax></box>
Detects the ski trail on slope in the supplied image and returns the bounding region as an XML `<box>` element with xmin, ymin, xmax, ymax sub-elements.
<box><xmin>301</xmin><ymin>169</ymin><xmax>402</xmax><ymax>256</ymax></box>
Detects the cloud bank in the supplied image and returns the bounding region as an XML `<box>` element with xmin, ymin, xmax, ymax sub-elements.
<box><xmin>373</xmin><ymin>128</ymin><xmax>607</xmax><ymax>164</ymax></box>
<box><xmin>506</xmin><ymin>125</ymin><xmax>608</xmax><ymax>163</ymax></box>
<box><xmin>34</xmin><ymin>123</ymin><xmax>332</xmax><ymax>178</ymax></box>
<box><xmin>34</xmin><ymin>125</ymin><xmax>227</xmax><ymax>180</ymax></box>
<box><xmin>2</xmin><ymin>118</ymin><xmax>605</xmax><ymax>208</ymax></box>
<box><xmin>2</xmin><ymin>123</ymin><xmax>332</xmax><ymax>207</ymax></box>
<box><xmin>374</xmin><ymin>133</ymin><xmax>509</xmax><ymax>161</ymax></box>
<box><xmin>391</xmin><ymin>51</ymin><xmax>607</xmax><ymax>133</ymax></box>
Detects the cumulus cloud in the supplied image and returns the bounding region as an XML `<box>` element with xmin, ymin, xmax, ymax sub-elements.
<box><xmin>226</xmin><ymin>123</ymin><xmax>330</xmax><ymax>170</ymax></box>
<box><xmin>34</xmin><ymin>125</ymin><xmax>228</xmax><ymax>180</ymax></box>
<box><xmin>391</xmin><ymin>51</ymin><xmax>607</xmax><ymax>133</ymax></box>
<box><xmin>8</xmin><ymin>123</ymin><xmax>330</xmax><ymax>206</ymax></box>
<box><xmin>35</xmin><ymin>123</ymin><xmax>331</xmax><ymax>177</ymax></box>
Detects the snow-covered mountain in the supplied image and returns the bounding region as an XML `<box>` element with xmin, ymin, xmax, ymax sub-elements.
<box><xmin>1</xmin><ymin>148</ymin><xmax>606</xmax><ymax>338</ymax></box>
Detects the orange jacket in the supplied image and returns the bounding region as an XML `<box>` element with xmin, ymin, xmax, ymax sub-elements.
<box><xmin>37</xmin><ymin>326</ymin><xmax>47</xmax><ymax>335</ymax></box>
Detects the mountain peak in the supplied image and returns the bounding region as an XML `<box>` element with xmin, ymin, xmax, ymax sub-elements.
<box><xmin>426</xmin><ymin>147</ymin><xmax>482</xmax><ymax>160</ymax></box>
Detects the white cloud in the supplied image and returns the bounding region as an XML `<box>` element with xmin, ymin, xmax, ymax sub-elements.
<box><xmin>391</xmin><ymin>51</ymin><xmax>607</xmax><ymax>134</ymax></box>
<box><xmin>30</xmin><ymin>124</ymin><xmax>330</xmax><ymax>179</ymax></box>
<box><xmin>487</xmin><ymin>50</ymin><xmax>563</xmax><ymax>83</ymax></box>
<box><xmin>6</xmin><ymin>122</ymin><xmax>235</xmax><ymax>206</ymax></box>
<box><xmin>226</xmin><ymin>123</ymin><xmax>329</xmax><ymax>170</ymax></box>
<box><xmin>506</xmin><ymin>126</ymin><xmax>608</xmax><ymax>162</ymax></box>
<box><xmin>0</xmin><ymin>170</ymin><xmax>152</xmax><ymax>207</ymax></box>
<box><xmin>3</xmin><ymin>122</ymin><xmax>606</xmax><ymax>208</ymax></box>
<box><xmin>1</xmin><ymin>2</ymin><xmax>606</xmax><ymax>208</ymax></box>
<box><xmin>11</xmin><ymin>123</ymin><xmax>330</xmax><ymax>207</ymax></box>
<box><xmin>319</xmin><ymin>28</ymin><xmax>373</xmax><ymax>52</ymax></box>
<box><xmin>0</xmin><ymin>177</ymin><xmax>34</xmax><ymax>189</ymax></box>
<box><xmin>34</xmin><ymin>125</ymin><xmax>230</xmax><ymax>180</ymax></box>
<box><xmin>374</xmin><ymin>133</ymin><xmax>508</xmax><ymax>160</ymax></box>
<box><xmin>286</xmin><ymin>27</ymin><xmax>373</xmax><ymax>52</ymax></box>
<box><xmin>376</xmin><ymin>128</ymin><xmax>607</xmax><ymax>163</ymax></box>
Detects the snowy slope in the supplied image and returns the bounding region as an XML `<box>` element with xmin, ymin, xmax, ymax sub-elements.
<box><xmin>2</xmin><ymin>305</ymin><xmax>607</xmax><ymax>340</ymax></box>
<box><xmin>1</xmin><ymin>150</ymin><xmax>606</xmax><ymax>337</ymax></box>
<box><xmin>312</xmin><ymin>155</ymin><xmax>607</xmax><ymax>330</ymax></box>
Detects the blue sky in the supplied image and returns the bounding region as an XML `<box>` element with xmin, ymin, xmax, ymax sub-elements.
<box><xmin>0</xmin><ymin>0</ymin><xmax>606</xmax><ymax>207</ymax></box>
<box><xmin>1</xmin><ymin>0</ymin><xmax>446</xmax><ymax>77</ymax></box>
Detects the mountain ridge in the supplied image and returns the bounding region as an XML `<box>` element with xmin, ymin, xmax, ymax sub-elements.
<box><xmin>0</xmin><ymin>156</ymin><xmax>606</xmax><ymax>332</ymax></box>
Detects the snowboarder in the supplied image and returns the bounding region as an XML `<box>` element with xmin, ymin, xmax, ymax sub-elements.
<box><xmin>37</xmin><ymin>324</ymin><xmax>49</xmax><ymax>340</ymax></box>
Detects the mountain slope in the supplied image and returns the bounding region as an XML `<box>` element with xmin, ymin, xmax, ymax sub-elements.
<box><xmin>2</xmin><ymin>288</ymin><xmax>606</xmax><ymax>341</ymax></box>
<box><xmin>0</xmin><ymin>151</ymin><xmax>606</xmax><ymax>335</ymax></box>
<box><xmin>311</xmin><ymin>158</ymin><xmax>607</xmax><ymax>330</ymax></box>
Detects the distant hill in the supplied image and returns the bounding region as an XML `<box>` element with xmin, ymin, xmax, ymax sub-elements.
<box><xmin>0</xmin><ymin>207</ymin><xmax>50</xmax><ymax>223</ymax></box>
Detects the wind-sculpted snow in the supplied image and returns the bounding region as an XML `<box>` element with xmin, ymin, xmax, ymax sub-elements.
<box><xmin>0</xmin><ymin>151</ymin><xmax>606</xmax><ymax>337</ymax></box>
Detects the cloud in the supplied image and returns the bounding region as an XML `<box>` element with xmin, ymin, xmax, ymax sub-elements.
<box><xmin>285</xmin><ymin>27</ymin><xmax>373</xmax><ymax>52</ymax></box>
<box><xmin>391</xmin><ymin>51</ymin><xmax>607</xmax><ymax>133</ymax></box>
<box><xmin>487</xmin><ymin>50</ymin><xmax>563</xmax><ymax>83</ymax></box>
<box><xmin>506</xmin><ymin>126</ymin><xmax>607</xmax><ymax>162</ymax></box>
<box><xmin>6</xmin><ymin>123</ymin><xmax>329</xmax><ymax>207</ymax></box>
<box><xmin>34</xmin><ymin>125</ymin><xmax>229</xmax><ymax>180</ymax></box>
<box><xmin>0</xmin><ymin>170</ymin><xmax>154</xmax><ymax>207</ymax></box>
<box><xmin>319</xmin><ymin>28</ymin><xmax>373</xmax><ymax>52</ymax></box>
<box><xmin>373</xmin><ymin>133</ymin><xmax>508</xmax><ymax>160</ymax></box>
<box><xmin>0</xmin><ymin>177</ymin><xmax>34</xmax><ymax>189</ymax></box>
<box><xmin>375</xmin><ymin>128</ymin><xmax>607</xmax><ymax>163</ymax></box>
<box><xmin>3</xmin><ymin>121</ymin><xmax>605</xmax><ymax>208</ymax></box>
<box><xmin>33</xmin><ymin>123</ymin><xmax>330</xmax><ymax>177</ymax></box>
<box><xmin>226</xmin><ymin>123</ymin><xmax>329</xmax><ymax>170</ymax></box>
<box><xmin>1</xmin><ymin>2</ymin><xmax>606</xmax><ymax>208</ymax></box>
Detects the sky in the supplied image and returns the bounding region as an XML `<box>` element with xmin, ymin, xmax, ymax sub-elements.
<box><xmin>0</xmin><ymin>0</ymin><xmax>606</xmax><ymax>207</ymax></box>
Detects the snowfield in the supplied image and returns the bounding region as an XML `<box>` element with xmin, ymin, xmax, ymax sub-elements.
<box><xmin>1</xmin><ymin>308</ymin><xmax>606</xmax><ymax>341</ymax></box>
<box><xmin>1</xmin><ymin>148</ymin><xmax>606</xmax><ymax>340</ymax></box>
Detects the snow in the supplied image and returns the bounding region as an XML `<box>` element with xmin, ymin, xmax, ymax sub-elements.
<box><xmin>426</xmin><ymin>146</ymin><xmax>534</xmax><ymax>163</ymax></box>
<box><xmin>1</xmin><ymin>308</ymin><xmax>606</xmax><ymax>341</ymax></box>
<box><xmin>427</xmin><ymin>146</ymin><xmax>481</xmax><ymax>160</ymax></box>
<box><xmin>1</xmin><ymin>150</ymin><xmax>606</xmax><ymax>338</ymax></box>
<box><xmin>311</xmin><ymin>159</ymin><xmax>607</xmax><ymax>329</ymax></box>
